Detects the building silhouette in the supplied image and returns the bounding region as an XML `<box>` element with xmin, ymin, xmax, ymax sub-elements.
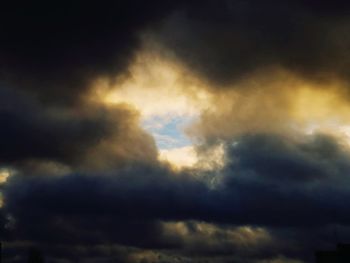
<box><xmin>315</xmin><ymin>243</ymin><xmax>350</xmax><ymax>263</ymax></box>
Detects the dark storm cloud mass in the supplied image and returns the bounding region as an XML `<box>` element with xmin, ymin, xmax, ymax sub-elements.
<box><xmin>0</xmin><ymin>87</ymin><xmax>108</xmax><ymax>164</ymax></box>
<box><xmin>3</xmin><ymin>0</ymin><xmax>350</xmax><ymax>100</ymax></box>
<box><xmin>0</xmin><ymin>86</ymin><xmax>157</xmax><ymax>167</ymax></box>
<box><xmin>218</xmin><ymin>134</ymin><xmax>350</xmax><ymax>226</ymax></box>
<box><xmin>3</xmin><ymin>133</ymin><xmax>350</xmax><ymax>262</ymax></box>
<box><xmin>1</xmin><ymin>0</ymin><xmax>350</xmax><ymax>101</ymax></box>
<box><xmin>4</xmin><ymin>133</ymin><xmax>350</xmax><ymax>227</ymax></box>
<box><xmin>0</xmin><ymin>0</ymin><xmax>190</xmax><ymax>104</ymax></box>
<box><xmin>152</xmin><ymin>0</ymin><xmax>350</xmax><ymax>86</ymax></box>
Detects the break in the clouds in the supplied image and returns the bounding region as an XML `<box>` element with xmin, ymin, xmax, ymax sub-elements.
<box><xmin>2</xmin><ymin>1</ymin><xmax>350</xmax><ymax>263</ymax></box>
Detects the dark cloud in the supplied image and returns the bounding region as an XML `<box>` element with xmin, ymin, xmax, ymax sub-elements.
<box><xmin>0</xmin><ymin>0</ymin><xmax>348</xmax><ymax>155</ymax></box>
<box><xmin>217</xmin><ymin>134</ymin><xmax>350</xmax><ymax>226</ymax></box>
<box><xmin>0</xmin><ymin>0</ymin><xmax>188</xmax><ymax>104</ymax></box>
<box><xmin>0</xmin><ymin>86</ymin><xmax>157</xmax><ymax>167</ymax></box>
<box><xmin>0</xmin><ymin>211</ymin><xmax>6</xmax><ymax>236</ymax></box>
<box><xmin>4</xmin><ymin>0</ymin><xmax>349</xmax><ymax>100</ymax></box>
<box><xmin>151</xmin><ymin>0</ymin><xmax>350</xmax><ymax>86</ymax></box>
<box><xmin>224</xmin><ymin>134</ymin><xmax>349</xmax><ymax>182</ymax></box>
<box><xmin>0</xmin><ymin>87</ymin><xmax>106</xmax><ymax>164</ymax></box>
<box><xmin>2</xmin><ymin>133</ymin><xmax>350</xmax><ymax>262</ymax></box>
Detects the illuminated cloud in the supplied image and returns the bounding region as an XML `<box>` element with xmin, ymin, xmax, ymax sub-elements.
<box><xmin>99</xmin><ymin>45</ymin><xmax>211</xmax><ymax>118</ymax></box>
<box><xmin>0</xmin><ymin>169</ymin><xmax>10</xmax><ymax>184</ymax></box>
<box><xmin>161</xmin><ymin>221</ymin><xmax>273</xmax><ymax>249</ymax></box>
<box><xmin>159</xmin><ymin>146</ymin><xmax>197</xmax><ymax>169</ymax></box>
<box><xmin>94</xmin><ymin>48</ymin><xmax>213</xmax><ymax>167</ymax></box>
<box><xmin>188</xmin><ymin>70</ymin><xmax>350</xmax><ymax>143</ymax></box>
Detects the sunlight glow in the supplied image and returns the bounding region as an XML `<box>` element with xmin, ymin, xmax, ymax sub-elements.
<box><xmin>94</xmin><ymin>49</ymin><xmax>212</xmax><ymax>168</ymax></box>
<box><xmin>94</xmin><ymin>50</ymin><xmax>350</xmax><ymax>169</ymax></box>
<box><xmin>0</xmin><ymin>168</ymin><xmax>10</xmax><ymax>184</ymax></box>
<box><xmin>101</xmin><ymin>50</ymin><xmax>211</xmax><ymax>118</ymax></box>
<box><xmin>159</xmin><ymin>146</ymin><xmax>197</xmax><ymax>168</ymax></box>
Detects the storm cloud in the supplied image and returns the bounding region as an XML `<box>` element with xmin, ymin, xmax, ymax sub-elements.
<box><xmin>0</xmin><ymin>0</ymin><xmax>189</xmax><ymax>104</ymax></box>
<box><xmin>151</xmin><ymin>0</ymin><xmax>350</xmax><ymax>87</ymax></box>
<box><xmin>0</xmin><ymin>86</ymin><xmax>157</xmax><ymax>169</ymax></box>
<box><xmin>2</xmin><ymin>1</ymin><xmax>350</xmax><ymax>262</ymax></box>
<box><xmin>3</xmin><ymin>133</ymin><xmax>350</xmax><ymax>262</ymax></box>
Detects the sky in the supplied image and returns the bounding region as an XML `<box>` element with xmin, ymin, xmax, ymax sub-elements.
<box><xmin>2</xmin><ymin>1</ymin><xmax>350</xmax><ymax>262</ymax></box>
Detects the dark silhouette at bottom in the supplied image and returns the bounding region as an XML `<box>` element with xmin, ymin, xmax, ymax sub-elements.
<box><xmin>315</xmin><ymin>243</ymin><xmax>350</xmax><ymax>263</ymax></box>
<box><xmin>27</xmin><ymin>247</ymin><xmax>44</xmax><ymax>263</ymax></box>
